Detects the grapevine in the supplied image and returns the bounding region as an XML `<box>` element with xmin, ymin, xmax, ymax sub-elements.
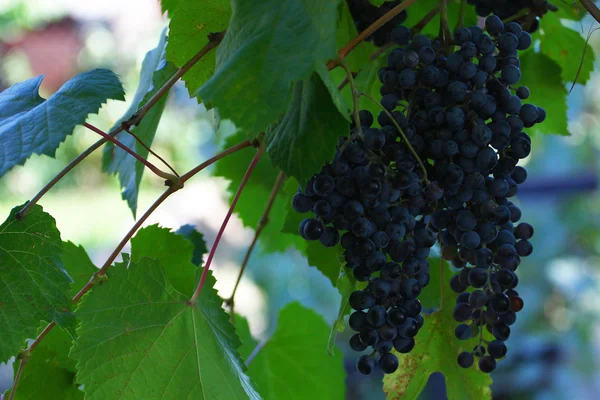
<box><xmin>0</xmin><ymin>0</ymin><xmax>592</xmax><ymax>399</ymax></box>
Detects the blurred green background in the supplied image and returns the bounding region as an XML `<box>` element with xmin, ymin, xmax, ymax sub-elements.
<box><xmin>2</xmin><ymin>1</ymin><xmax>600</xmax><ymax>399</ymax></box>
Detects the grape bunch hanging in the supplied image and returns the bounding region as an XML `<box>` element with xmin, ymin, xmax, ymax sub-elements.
<box><xmin>294</xmin><ymin>14</ymin><xmax>538</xmax><ymax>375</ymax></box>
<box><xmin>467</xmin><ymin>0</ymin><xmax>558</xmax><ymax>32</ymax></box>
<box><xmin>347</xmin><ymin>0</ymin><xmax>408</xmax><ymax>46</ymax></box>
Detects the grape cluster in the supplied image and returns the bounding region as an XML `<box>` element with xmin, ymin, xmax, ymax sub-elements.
<box><xmin>293</xmin><ymin>115</ymin><xmax>438</xmax><ymax>375</ymax></box>
<box><xmin>467</xmin><ymin>0</ymin><xmax>558</xmax><ymax>32</ymax></box>
<box><xmin>347</xmin><ymin>0</ymin><xmax>408</xmax><ymax>46</ymax></box>
<box><xmin>379</xmin><ymin>17</ymin><xmax>537</xmax><ymax>372</ymax></box>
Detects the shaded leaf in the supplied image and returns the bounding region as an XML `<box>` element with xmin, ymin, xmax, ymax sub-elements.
<box><xmin>233</xmin><ymin>315</ymin><xmax>259</xmax><ymax>362</ymax></box>
<box><xmin>306</xmin><ymin>242</ymin><xmax>344</xmax><ymax>288</ymax></box>
<box><xmin>0</xmin><ymin>69</ymin><xmax>124</xmax><ymax>177</ymax></box>
<box><xmin>327</xmin><ymin>270</ymin><xmax>360</xmax><ymax>355</ymax></box>
<box><xmin>164</xmin><ymin>0</ymin><xmax>231</xmax><ymax>99</ymax></box>
<box><xmin>247</xmin><ymin>302</ymin><xmax>345</xmax><ymax>400</ymax></box>
<box><xmin>266</xmin><ymin>71</ymin><xmax>349</xmax><ymax>185</ymax></box>
<box><xmin>103</xmin><ymin>29</ymin><xmax>178</xmax><ymax>217</ymax></box>
<box><xmin>62</xmin><ymin>241</ymin><xmax>98</xmax><ymax>296</ymax></box>
<box><xmin>0</xmin><ymin>205</ymin><xmax>70</xmax><ymax>362</ymax></box>
<box><xmin>518</xmin><ymin>51</ymin><xmax>568</xmax><ymax>135</ymax></box>
<box><xmin>71</xmin><ymin>258</ymin><xmax>261</xmax><ymax>399</ymax></box>
<box><xmin>197</xmin><ymin>0</ymin><xmax>341</xmax><ymax>135</ymax></box>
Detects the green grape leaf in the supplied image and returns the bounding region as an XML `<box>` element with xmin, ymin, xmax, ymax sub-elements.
<box><xmin>554</xmin><ymin>0</ymin><xmax>586</xmax><ymax>20</ymax></box>
<box><xmin>213</xmin><ymin>132</ymin><xmax>303</xmax><ymax>253</ymax></box>
<box><xmin>62</xmin><ymin>241</ymin><xmax>98</xmax><ymax>296</ymax></box>
<box><xmin>536</xmin><ymin>13</ymin><xmax>595</xmax><ymax>84</ymax></box>
<box><xmin>383</xmin><ymin>265</ymin><xmax>493</xmax><ymax>400</ymax></box>
<box><xmin>0</xmin><ymin>205</ymin><xmax>71</xmax><ymax>362</ymax></box>
<box><xmin>266</xmin><ymin>71</ymin><xmax>349</xmax><ymax>185</ymax></box>
<box><xmin>176</xmin><ymin>224</ymin><xmax>209</xmax><ymax>267</ymax></box>
<box><xmin>336</xmin><ymin>1</ymin><xmax>376</xmax><ymax>71</ymax></box>
<box><xmin>130</xmin><ymin>225</ymin><xmax>199</xmax><ymax>297</ymax></box>
<box><xmin>247</xmin><ymin>302</ymin><xmax>346</xmax><ymax>400</ymax></box>
<box><xmin>306</xmin><ymin>242</ymin><xmax>344</xmax><ymax>287</ymax></box>
<box><xmin>233</xmin><ymin>315</ymin><xmax>259</xmax><ymax>361</ymax></box>
<box><xmin>369</xmin><ymin>0</ymin><xmax>386</xmax><ymax>6</ymax></box>
<box><xmin>327</xmin><ymin>270</ymin><xmax>359</xmax><ymax>355</ymax></box>
<box><xmin>197</xmin><ymin>0</ymin><xmax>340</xmax><ymax>135</ymax></box>
<box><xmin>518</xmin><ymin>51</ymin><xmax>568</xmax><ymax>135</ymax></box>
<box><xmin>102</xmin><ymin>29</ymin><xmax>178</xmax><ymax>218</ymax></box>
<box><xmin>316</xmin><ymin>63</ymin><xmax>351</xmax><ymax>120</ymax></box>
<box><xmin>164</xmin><ymin>0</ymin><xmax>230</xmax><ymax>99</ymax></box>
<box><xmin>0</xmin><ymin>69</ymin><xmax>124</xmax><ymax>177</ymax></box>
<box><xmin>70</xmin><ymin>258</ymin><xmax>261</xmax><ymax>400</ymax></box>
<box><xmin>7</xmin><ymin>329</ymin><xmax>83</xmax><ymax>400</ymax></box>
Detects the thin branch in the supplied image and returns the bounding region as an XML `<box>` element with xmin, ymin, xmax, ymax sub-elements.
<box><xmin>123</xmin><ymin>127</ymin><xmax>180</xmax><ymax>177</ymax></box>
<box><xmin>440</xmin><ymin>249</ymin><xmax>446</xmax><ymax>310</ymax></box>
<box><xmin>225</xmin><ymin>171</ymin><xmax>286</xmax><ymax>317</ymax></box>
<box><xmin>339</xmin><ymin>60</ymin><xmax>363</xmax><ymax>153</ymax></box>
<box><xmin>359</xmin><ymin>91</ymin><xmax>428</xmax><ymax>182</ymax></box>
<box><xmin>179</xmin><ymin>139</ymin><xmax>255</xmax><ymax>184</ymax></box>
<box><xmin>190</xmin><ymin>141</ymin><xmax>266</xmax><ymax>303</ymax></box>
<box><xmin>83</xmin><ymin>122</ymin><xmax>177</xmax><ymax>183</ymax></box>
<box><xmin>124</xmin><ymin>30</ymin><xmax>227</xmax><ymax>129</ymax></box>
<box><xmin>412</xmin><ymin>4</ymin><xmax>441</xmax><ymax>35</ymax></box>
<box><xmin>27</xmin><ymin>321</ymin><xmax>55</xmax><ymax>354</ymax></box>
<box><xmin>15</xmin><ymin>32</ymin><xmax>225</xmax><ymax>221</ymax></box>
<box><xmin>327</xmin><ymin>0</ymin><xmax>419</xmax><ymax>70</ymax></box>
<box><xmin>501</xmin><ymin>8</ymin><xmax>530</xmax><ymax>23</ymax></box>
<box><xmin>455</xmin><ymin>0</ymin><xmax>466</xmax><ymax>29</ymax></box>
<box><xmin>440</xmin><ymin>0</ymin><xmax>452</xmax><ymax>45</ymax></box>
<box><xmin>7</xmin><ymin>357</ymin><xmax>28</xmax><ymax>400</ymax></box>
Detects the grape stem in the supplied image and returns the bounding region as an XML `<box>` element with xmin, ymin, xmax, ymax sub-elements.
<box><xmin>327</xmin><ymin>0</ymin><xmax>419</xmax><ymax>70</ymax></box>
<box><xmin>412</xmin><ymin>4</ymin><xmax>441</xmax><ymax>35</ymax></box>
<box><xmin>358</xmin><ymin>91</ymin><xmax>429</xmax><ymax>182</ymax></box>
<box><xmin>224</xmin><ymin>171</ymin><xmax>286</xmax><ymax>322</ymax></box>
<box><xmin>456</xmin><ymin>0</ymin><xmax>466</xmax><ymax>29</ymax></box>
<box><xmin>501</xmin><ymin>8</ymin><xmax>530</xmax><ymax>24</ymax></box>
<box><xmin>190</xmin><ymin>139</ymin><xmax>266</xmax><ymax>303</ymax></box>
<box><xmin>339</xmin><ymin>59</ymin><xmax>364</xmax><ymax>152</ymax></box>
<box><xmin>580</xmin><ymin>0</ymin><xmax>600</xmax><ymax>23</ymax></box>
<box><xmin>440</xmin><ymin>245</ymin><xmax>446</xmax><ymax>310</ymax></box>
<box><xmin>7</xmin><ymin>355</ymin><xmax>28</xmax><ymax>400</ymax></box>
<box><xmin>83</xmin><ymin>122</ymin><xmax>178</xmax><ymax>183</ymax></box>
<box><xmin>15</xmin><ymin>31</ymin><xmax>225</xmax><ymax>221</ymax></box>
<box><xmin>123</xmin><ymin>126</ymin><xmax>180</xmax><ymax>177</ymax></box>
<box><xmin>245</xmin><ymin>337</ymin><xmax>269</xmax><ymax>366</ymax></box>
<box><xmin>439</xmin><ymin>0</ymin><xmax>452</xmax><ymax>45</ymax></box>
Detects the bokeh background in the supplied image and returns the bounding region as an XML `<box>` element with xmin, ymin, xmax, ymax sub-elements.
<box><xmin>1</xmin><ymin>1</ymin><xmax>600</xmax><ymax>399</ymax></box>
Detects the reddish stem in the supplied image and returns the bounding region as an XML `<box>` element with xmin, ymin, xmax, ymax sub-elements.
<box><xmin>190</xmin><ymin>143</ymin><xmax>265</xmax><ymax>302</ymax></box>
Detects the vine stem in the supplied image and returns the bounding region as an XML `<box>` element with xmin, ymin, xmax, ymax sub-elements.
<box><xmin>439</xmin><ymin>0</ymin><xmax>452</xmax><ymax>45</ymax></box>
<box><xmin>7</xmin><ymin>357</ymin><xmax>27</xmax><ymax>400</ymax></box>
<box><xmin>412</xmin><ymin>4</ymin><xmax>441</xmax><ymax>35</ymax></box>
<box><xmin>339</xmin><ymin>59</ymin><xmax>363</xmax><ymax>149</ymax></box>
<box><xmin>327</xmin><ymin>0</ymin><xmax>419</xmax><ymax>70</ymax></box>
<box><xmin>179</xmin><ymin>140</ymin><xmax>254</xmax><ymax>183</ymax></box>
<box><xmin>359</xmin><ymin>91</ymin><xmax>428</xmax><ymax>182</ymax></box>
<box><xmin>15</xmin><ymin>32</ymin><xmax>225</xmax><ymax>221</ymax></box>
<box><xmin>501</xmin><ymin>8</ymin><xmax>530</xmax><ymax>24</ymax></box>
<box><xmin>440</xmin><ymin>251</ymin><xmax>446</xmax><ymax>310</ymax></box>
<box><xmin>225</xmin><ymin>171</ymin><xmax>286</xmax><ymax>319</ymax></box>
<box><xmin>123</xmin><ymin>127</ymin><xmax>180</xmax><ymax>177</ymax></box>
<box><xmin>456</xmin><ymin>0</ymin><xmax>466</xmax><ymax>30</ymax></box>
<box><xmin>83</xmin><ymin>122</ymin><xmax>177</xmax><ymax>182</ymax></box>
<box><xmin>190</xmin><ymin>141</ymin><xmax>266</xmax><ymax>303</ymax></box>
<box><xmin>579</xmin><ymin>0</ymin><xmax>600</xmax><ymax>22</ymax></box>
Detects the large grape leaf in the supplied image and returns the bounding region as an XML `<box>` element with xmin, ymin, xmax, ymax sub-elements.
<box><xmin>554</xmin><ymin>0</ymin><xmax>586</xmax><ymax>20</ymax></box>
<box><xmin>246</xmin><ymin>302</ymin><xmax>346</xmax><ymax>400</ymax></box>
<box><xmin>383</xmin><ymin>266</ymin><xmax>493</xmax><ymax>400</ymax></box>
<box><xmin>197</xmin><ymin>0</ymin><xmax>340</xmax><ymax>135</ymax></box>
<box><xmin>306</xmin><ymin>242</ymin><xmax>344</xmax><ymax>287</ymax></box>
<box><xmin>130</xmin><ymin>224</ymin><xmax>201</xmax><ymax>296</ymax></box>
<box><xmin>102</xmin><ymin>30</ymin><xmax>178</xmax><ymax>218</ymax></box>
<box><xmin>233</xmin><ymin>316</ymin><xmax>258</xmax><ymax>362</ymax></box>
<box><xmin>5</xmin><ymin>241</ymin><xmax>98</xmax><ymax>399</ymax></box>
<box><xmin>418</xmin><ymin>256</ymin><xmax>443</xmax><ymax>311</ymax></box>
<box><xmin>176</xmin><ymin>224</ymin><xmax>209</xmax><ymax>267</ymax></box>
<box><xmin>213</xmin><ymin>132</ymin><xmax>303</xmax><ymax>253</ymax></box>
<box><xmin>70</xmin><ymin>258</ymin><xmax>261</xmax><ymax>399</ymax></box>
<box><xmin>0</xmin><ymin>205</ymin><xmax>70</xmax><ymax>362</ymax></box>
<box><xmin>163</xmin><ymin>0</ymin><xmax>230</xmax><ymax>99</ymax></box>
<box><xmin>536</xmin><ymin>13</ymin><xmax>595</xmax><ymax>84</ymax></box>
<box><xmin>266</xmin><ymin>71</ymin><xmax>349</xmax><ymax>185</ymax></box>
<box><xmin>518</xmin><ymin>51</ymin><xmax>568</xmax><ymax>135</ymax></box>
<box><xmin>0</xmin><ymin>69</ymin><xmax>124</xmax><ymax>177</ymax></box>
